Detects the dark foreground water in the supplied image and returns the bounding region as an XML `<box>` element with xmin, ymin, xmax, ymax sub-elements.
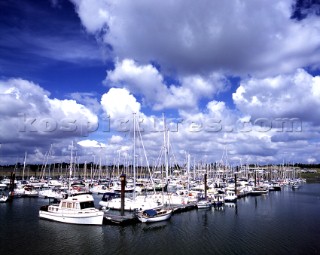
<box><xmin>1</xmin><ymin>184</ymin><xmax>320</xmax><ymax>255</ymax></box>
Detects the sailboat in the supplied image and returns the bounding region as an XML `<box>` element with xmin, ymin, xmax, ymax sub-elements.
<box><xmin>137</xmin><ymin>207</ymin><xmax>172</xmax><ymax>223</ymax></box>
<box><xmin>99</xmin><ymin>113</ymin><xmax>160</xmax><ymax>211</ymax></box>
<box><xmin>137</xmin><ymin>114</ymin><xmax>173</xmax><ymax>223</ymax></box>
<box><xmin>196</xmin><ymin>173</ymin><xmax>212</xmax><ymax>209</ymax></box>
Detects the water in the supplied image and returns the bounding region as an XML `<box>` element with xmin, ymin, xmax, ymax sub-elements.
<box><xmin>1</xmin><ymin>184</ymin><xmax>320</xmax><ymax>255</ymax></box>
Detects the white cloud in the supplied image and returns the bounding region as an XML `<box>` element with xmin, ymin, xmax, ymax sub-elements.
<box><xmin>233</xmin><ymin>68</ymin><xmax>320</xmax><ymax>124</ymax></box>
<box><xmin>104</xmin><ymin>59</ymin><xmax>228</xmax><ymax>110</ymax></box>
<box><xmin>100</xmin><ymin>87</ymin><xmax>141</xmax><ymax>119</ymax></box>
<box><xmin>78</xmin><ymin>139</ymin><xmax>106</xmax><ymax>148</ymax></box>
<box><xmin>0</xmin><ymin>78</ymin><xmax>99</xmax><ymax>163</ymax></box>
<box><xmin>69</xmin><ymin>92</ymin><xmax>101</xmax><ymax>114</ymax></box>
<box><xmin>71</xmin><ymin>0</ymin><xmax>320</xmax><ymax>77</ymax></box>
<box><xmin>109</xmin><ymin>135</ymin><xmax>123</xmax><ymax>144</ymax></box>
<box><xmin>69</xmin><ymin>0</ymin><xmax>110</xmax><ymax>34</ymax></box>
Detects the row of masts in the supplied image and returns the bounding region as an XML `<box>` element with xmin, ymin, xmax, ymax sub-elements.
<box><xmin>1</xmin><ymin>113</ymin><xmax>302</xmax><ymax>183</ymax></box>
<box><xmin>6</xmin><ymin>161</ymin><xmax>302</xmax><ymax>183</ymax></box>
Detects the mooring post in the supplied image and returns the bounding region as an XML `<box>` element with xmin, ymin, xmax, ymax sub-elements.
<box><xmin>120</xmin><ymin>173</ymin><xmax>126</xmax><ymax>216</ymax></box>
<box><xmin>9</xmin><ymin>172</ymin><xmax>15</xmax><ymax>200</ymax></box>
<box><xmin>204</xmin><ymin>173</ymin><xmax>207</xmax><ymax>200</ymax></box>
<box><xmin>234</xmin><ymin>173</ymin><xmax>237</xmax><ymax>195</ymax></box>
<box><xmin>254</xmin><ymin>170</ymin><xmax>257</xmax><ymax>187</ymax></box>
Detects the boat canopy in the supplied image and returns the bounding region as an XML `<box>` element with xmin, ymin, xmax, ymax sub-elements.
<box><xmin>143</xmin><ymin>209</ymin><xmax>157</xmax><ymax>217</ymax></box>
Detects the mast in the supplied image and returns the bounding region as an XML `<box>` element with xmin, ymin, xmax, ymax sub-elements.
<box><xmin>84</xmin><ymin>161</ymin><xmax>87</xmax><ymax>180</ymax></box>
<box><xmin>163</xmin><ymin>113</ymin><xmax>169</xmax><ymax>185</ymax></box>
<box><xmin>69</xmin><ymin>141</ymin><xmax>74</xmax><ymax>192</ymax></box>
<box><xmin>187</xmin><ymin>153</ymin><xmax>190</xmax><ymax>193</ymax></box>
<box><xmin>22</xmin><ymin>152</ymin><xmax>27</xmax><ymax>181</ymax></box>
<box><xmin>133</xmin><ymin>113</ymin><xmax>136</xmax><ymax>201</ymax></box>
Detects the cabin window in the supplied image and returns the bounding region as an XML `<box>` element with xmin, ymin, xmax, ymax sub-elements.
<box><xmin>80</xmin><ymin>201</ymin><xmax>94</xmax><ymax>209</ymax></box>
<box><xmin>67</xmin><ymin>202</ymin><xmax>73</xmax><ymax>208</ymax></box>
<box><xmin>61</xmin><ymin>202</ymin><xmax>67</xmax><ymax>208</ymax></box>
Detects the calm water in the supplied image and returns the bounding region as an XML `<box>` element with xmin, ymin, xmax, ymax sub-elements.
<box><xmin>1</xmin><ymin>184</ymin><xmax>320</xmax><ymax>255</ymax></box>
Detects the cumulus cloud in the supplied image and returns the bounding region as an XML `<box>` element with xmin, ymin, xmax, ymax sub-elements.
<box><xmin>109</xmin><ymin>135</ymin><xmax>123</xmax><ymax>144</ymax></box>
<box><xmin>78</xmin><ymin>139</ymin><xmax>106</xmax><ymax>148</ymax></box>
<box><xmin>69</xmin><ymin>92</ymin><xmax>101</xmax><ymax>114</ymax></box>
<box><xmin>100</xmin><ymin>87</ymin><xmax>141</xmax><ymax>119</ymax></box>
<box><xmin>233</xmin><ymin>68</ymin><xmax>320</xmax><ymax>124</ymax></box>
<box><xmin>104</xmin><ymin>59</ymin><xmax>228</xmax><ymax>110</ymax></box>
<box><xmin>71</xmin><ymin>0</ymin><xmax>320</xmax><ymax>77</ymax></box>
<box><xmin>0</xmin><ymin>78</ymin><xmax>98</xmax><ymax>163</ymax></box>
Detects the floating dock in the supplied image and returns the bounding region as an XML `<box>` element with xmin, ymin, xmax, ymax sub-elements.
<box><xmin>103</xmin><ymin>211</ymin><xmax>138</xmax><ymax>225</ymax></box>
<box><xmin>103</xmin><ymin>202</ymin><xmax>199</xmax><ymax>225</ymax></box>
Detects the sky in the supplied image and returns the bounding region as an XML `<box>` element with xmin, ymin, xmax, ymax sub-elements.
<box><xmin>1</xmin><ymin>0</ymin><xmax>320</xmax><ymax>167</ymax></box>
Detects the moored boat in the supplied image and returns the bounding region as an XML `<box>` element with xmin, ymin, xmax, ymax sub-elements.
<box><xmin>137</xmin><ymin>208</ymin><xmax>172</xmax><ymax>223</ymax></box>
<box><xmin>224</xmin><ymin>190</ymin><xmax>238</xmax><ymax>202</ymax></box>
<box><xmin>0</xmin><ymin>193</ymin><xmax>8</xmax><ymax>203</ymax></box>
<box><xmin>292</xmin><ymin>183</ymin><xmax>300</xmax><ymax>190</ymax></box>
<box><xmin>197</xmin><ymin>200</ymin><xmax>212</xmax><ymax>209</ymax></box>
<box><xmin>23</xmin><ymin>185</ymin><xmax>39</xmax><ymax>197</ymax></box>
<box><xmin>39</xmin><ymin>193</ymin><xmax>104</xmax><ymax>225</ymax></box>
<box><xmin>250</xmin><ymin>186</ymin><xmax>269</xmax><ymax>196</ymax></box>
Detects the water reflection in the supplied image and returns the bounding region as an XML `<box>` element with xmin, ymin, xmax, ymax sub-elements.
<box><xmin>39</xmin><ymin>220</ymin><xmax>105</xmax><ymax>254</ymax></box>
<box><xmin>1</xmin><ymin>184</ymin><xmax>320</xmax><ymax>255</ymax></box>
<box><xmin>142</xmin><ymin>221</ymin><xmax>169</xmax><ymax>231</ymax></box>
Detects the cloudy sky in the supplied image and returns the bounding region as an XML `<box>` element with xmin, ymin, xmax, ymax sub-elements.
<box><xmin>1</xmin><ymin>0</ymin><xmax>320</xmax><ymax>166</ymax></box>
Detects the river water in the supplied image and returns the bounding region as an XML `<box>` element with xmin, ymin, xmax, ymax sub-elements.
<box><xmin>1</xmin><ymin>184</ymin><xmax>320</xmax><ymax>255</ymax></box>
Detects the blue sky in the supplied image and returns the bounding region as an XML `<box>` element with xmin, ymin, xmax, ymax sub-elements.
<box><xmin>1</xmin><ymin>0</ymin><xmax>320</xmax><ymax>166</ymax></box>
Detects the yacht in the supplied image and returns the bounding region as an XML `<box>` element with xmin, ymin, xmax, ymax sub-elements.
<box><xmin>137</xmin><ymin>208</ymin><xmax>172</xmax><ymax>223</ymax></box>
<box><xmin>99</xmin><ymin>195</ymin><xmax>161</xmax><ymax>211</ymax></box>
<box><xmin>23</xmin><ymin>185</ymin><xmax>39</xmax><ymax>197</ymax></box>
<box><xmin>39</xmin><ymin>193</ymin><xmax>104</xmax><ymax>225</ymax></box>
<box><xmin>197</xmin><ymin>200</ymin><xmax>212</xmax><ymax>209</ymax></box>
<box><xmin>0</xmin><ymin>193</ymin><xmax>8</xmax><ymax>203</ymax></box>
<box><xmin>224</xmin><ymin>190</ymin><xmax>238</xmax><ymax>202</ymax></box>
<box><xmin>250</xmin><ymin>186</ymin><xmax>269</xmax><ymax>196</ymax></box>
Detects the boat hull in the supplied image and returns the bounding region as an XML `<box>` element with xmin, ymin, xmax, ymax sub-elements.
<box><xmin>39</xmin><ymin>210</ymin><xmax>104</xmax><ymax>225</ymax></box>
<box><xmin>197</xmin><ymin>201</ymin><xmax>212</xmax><ymax>209</ymax></box>
<box><xmin>137</xmin><ymin>209</ymin><xmax>172</xmax><ymax>223</ymax></box>
<box><xmin>0</xmin><ymin>196</ymin><xmax>8</xmax><ymax>203</ymax></box>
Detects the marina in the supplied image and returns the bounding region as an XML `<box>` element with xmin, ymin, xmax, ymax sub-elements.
<box><xmin>0</xmin><ymin>179</ymin><xmax>320</xmax><ymax>254</ymax></box>
<box><xmin>1</xmin><ymin>1</ymin><xmax>320</xmax><ymax>254</ymax></box>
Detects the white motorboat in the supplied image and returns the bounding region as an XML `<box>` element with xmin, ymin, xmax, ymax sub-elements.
<box><xmin>137</xmin><ymin>208</ymin><xmax>172</xmax><ymax>223</ymax></box>
<box><xmin>23</xmin><ymin>185</ymin><xmax>39</xmax><ymax>197</ymax></box>
<box><xmin>0</xmin><ymin>194</ymin><xmax>8</xmax><ymax>203</ymax></box>
<box><xmin>39</xmin><ymin>193</ymin><xmax>104</xmax><ymax>225</ymax></box>
<box><xmin>224</xmin><ymin>190</ymin><xmax>238</xmax><ymax>202</ymax></box>
<box><xmin>100</xmin><ymin>196</ymin><xmax>161</xmax><ymax>211</ymax></box>
<box><xmin>39</xmin><ymin>188</ymin><xmax>67</xmax><ymax>199</ymax></box>
<box><xmin>0</xmin><ymin>183</ymin><xmax>7</xmax><ymax>190</ymax></box>
<box><xmin>250</xmin><ymin>186</ymin><xmax>269</xmax><ymax>196</ymax></box>
<box><xmin>292</xmin><ymin>183</ymin><xmax>300</xmax><ymax>190</ymax></box>
<box><xmin>90</xmin><ymin>185</ymin><xmax>111</xmax><ymax>194</ymax></box>
<box><xmin>197</xmin><ymin>200</ymin><xmax>212</xmax><ymax>209</ymax></box>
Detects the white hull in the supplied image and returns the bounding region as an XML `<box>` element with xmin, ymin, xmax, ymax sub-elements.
<box><xmin>292</xmin><ymin>184</ymin><xmax>300</xmax><ymax>189</ymax></box>
<box><xmin>39</xmin><ymin>210</ymin><xmax>104</xmax><ymax>225</ymax></box>
<box><xmin>39</xmin><ymin>193</ymin><xmax>104</xmax><ymax>225</ymax></box>
<box><xmin>0</xmin><ymin>196</ymin><xmax>8</xmax><ymax>203</ymax></box>
<box><xmin>138</xmin><ymin>209</ymin><xmax>172</xmax><ymax>223</ymax></box>
<box><xmin>100</xmin><ymin>197</ymin><xmax>160</xmax><ymax>211</ymax></box>
<box><xmin>224</xmin><ymin>195</ymin><xmax>237</xmax><ymax>202</ymax></box>
<box><xmin>197</xmin><ymin>201</ymin><xmax>211</xmax><ymax>209</ymax></box>
<box><xmin>0</xmin><ymin>184</ymin><xmax>7</xmax><ymax>190</ymax></box>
